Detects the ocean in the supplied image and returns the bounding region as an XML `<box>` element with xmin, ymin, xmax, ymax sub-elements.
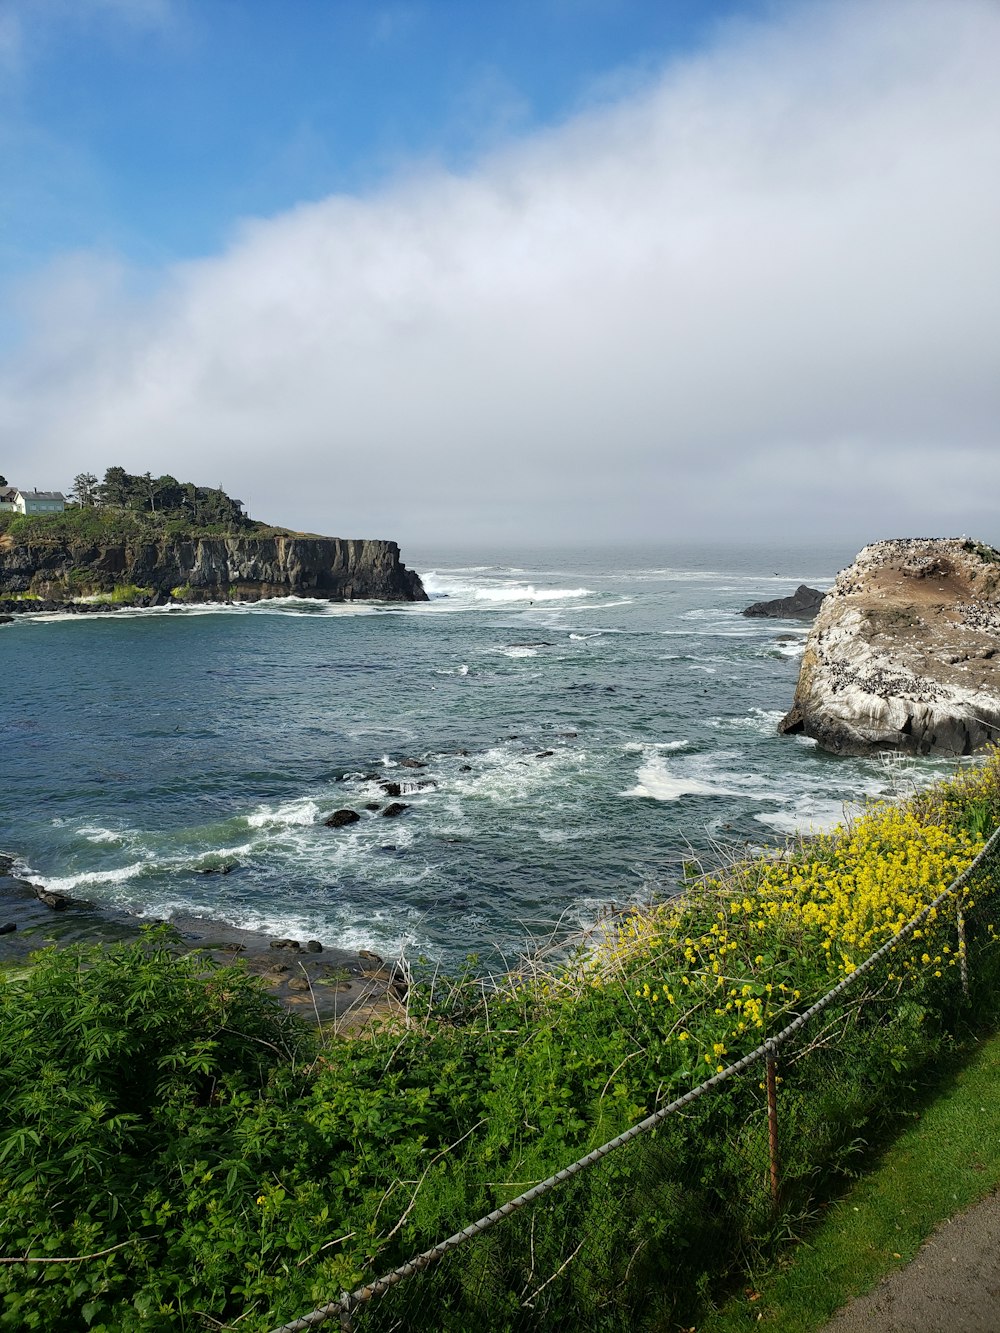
<box><xmin>0</xmin><ymin>541</ymin><xmax>966</xmax><ymax>969</ymax></box>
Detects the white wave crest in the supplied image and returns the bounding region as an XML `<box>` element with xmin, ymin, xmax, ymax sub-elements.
<box><xmin>624</xmin><ymin>759</ymin><xmax>741</xmax><ymax>801</ymax></box>
<box><xmin>38</xmin><ymin>861</ymin><xmax>149</xmax><ymax>894</ymax></box>
<box><xmin>246</xmin><ymin>798</ymin><xmax>322</xmax><ymax>829</ymax></box>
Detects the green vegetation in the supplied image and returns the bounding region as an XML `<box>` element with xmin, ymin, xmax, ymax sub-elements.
<box><xmin>704</xmin><ymin>1031</ymin><xmax>1000</xmax><ymax>1332</ymax></box>
<box><xmin>2</xmin><ymin>761</ymin><xmax>1000</xmax><ymax>1331</ymax></box>
<box><xmin>0</xmin><ymin>465</ymin><xmax>260</xmax><ymax>548</ymax></box>
<box><xmin>109</xmin><ymin>584</ymin><xmax>154</xmax><ymax>604</ymax></box>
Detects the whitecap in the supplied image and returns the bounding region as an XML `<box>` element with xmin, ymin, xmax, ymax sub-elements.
<box><xmin>78</xmin><ymin>825</ymin><xmax>125</xmax><ymax>844</ymax></box>
<box><xmin>246</xmin><ymin>798</ymin><xmax>321</xmax><ymax>829</ymax></box>
<box><xmin>38</xmin><ymin>861</ymin><xmax>150</xmax><ymax>894</ymax></box>
<box><xmin>709</xmin><ymin>709</ymin><xmax>785</xmax><ymax>736</ymax></box>
<box><xmin>623</xmin><ymin>759</ymin><xmax>741</xmax><ymax>801</ymax></box>
<box><xmin>755</xmin><ymin>801</ymin><xmax>860</xmax><ymax>835</ymax></box>
<box><xmin>622</xmin><ymin>740</ymin><xmax>690</xmax><ymax>754</ymax></box>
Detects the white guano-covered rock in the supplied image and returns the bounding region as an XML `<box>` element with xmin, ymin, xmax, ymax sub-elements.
<box><xmin>779</xmin><ymin>538</ymin><xmax>1000</xmax><ymax>756</ymax></box>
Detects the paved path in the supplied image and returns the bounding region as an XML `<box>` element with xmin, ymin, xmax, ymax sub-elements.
<box><xmin>823</xmin><ymin>1190</ymin><xmax>1000</xmax><ymax>1332</ymax></box>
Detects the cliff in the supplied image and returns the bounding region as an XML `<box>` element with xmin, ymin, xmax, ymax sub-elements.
<box><xmin>779</xmin><ymin>538</ymin><xmax>1000</xmax><ymax>756</ymax></box>
<box><xmin>0</xmin><ymin>528</ymin><xmax>427</xmax><ymax>603</ymax></box>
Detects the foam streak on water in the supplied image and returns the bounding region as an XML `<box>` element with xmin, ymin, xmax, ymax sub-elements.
<box><xmin>0</xmin><ymin>540</ymin><xmax>971</xmax><ymax>966</ymax></box>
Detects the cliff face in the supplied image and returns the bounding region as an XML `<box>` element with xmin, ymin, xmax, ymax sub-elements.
<box><xmin>779</xmin><ymin>538</ymin><xmax>1000</xmax><ymax>757</ymax></box>
<box><xmin>0</xmin><ymin>532</ymin><xmax>427</xmax><ymax>602</ymax></box>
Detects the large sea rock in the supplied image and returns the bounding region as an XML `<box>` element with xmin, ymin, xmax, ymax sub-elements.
<box><xmin>779</xmin><ymin>538</ymin><xmax>1000</xmax><ymax>756</ymax></box>
<box><xmin>0</xmin><ymin>532</ymin><xmax>426</xmax><ymax>603</ymax></box>
<box><xmin>743</xmin><ymin>584</ymin><xmax>825</xmax><ymax>619</ymax></box>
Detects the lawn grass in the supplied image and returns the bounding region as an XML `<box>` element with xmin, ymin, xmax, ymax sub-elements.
<box><xmin>702</xmin><ymin>1029</ymin><xmax>1000</xmax><ymax>1332</ymax></box>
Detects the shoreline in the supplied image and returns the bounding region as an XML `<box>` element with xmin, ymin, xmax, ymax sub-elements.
<box><xmin>0</xmin><ymin>856</ymin><xmax>405</xmax><ymax>1030</ymax></box>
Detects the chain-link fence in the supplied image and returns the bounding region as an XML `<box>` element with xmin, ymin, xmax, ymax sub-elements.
<box><xmin>269</xmin><ymin>825</ymin><xmax>1000</xmax><ymax>1333</ymax></box>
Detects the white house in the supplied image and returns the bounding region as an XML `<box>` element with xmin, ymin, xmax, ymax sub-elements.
<box><xmin>0</xmin><ymin>488</ymin><xmax>67</xmax><ymax>514</ymax></box>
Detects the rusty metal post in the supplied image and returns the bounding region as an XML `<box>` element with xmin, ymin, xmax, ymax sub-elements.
<box><xmin>765</xmin><ymin>1042</ymin><xmax>780</xmax><ymax>1210</ymax></box>
<box><xmin>957</xmin><ymin>903</ymin><xmax>970</xmax><ymax>999</ymax></box>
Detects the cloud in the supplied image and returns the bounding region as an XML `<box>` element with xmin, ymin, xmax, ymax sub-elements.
<box><xmin>3</xmin><ymin>0</ymin><xmax>1000</xmax><ymax>546</ymax></box>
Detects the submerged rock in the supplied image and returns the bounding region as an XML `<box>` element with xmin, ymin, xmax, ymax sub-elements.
<box><xmin>743</xmin><ymin>584</ymin><xmax>825</xmax><ymax>619</ymax></box>
<box><xmin>779</xmin><ymin>538</ymin><xmax>1000</xmax><ymax>756</ymax></box>
<box><xmin>381</xmin><ymin>802</ymin><xmax>409</xmax><ymax>819</ymax></box>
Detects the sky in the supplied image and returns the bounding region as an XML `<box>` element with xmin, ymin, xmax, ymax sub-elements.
<box><xmin>1</xmin><ymin>0</ymin><xmax>999</xmax><ymax>548</ymax></box>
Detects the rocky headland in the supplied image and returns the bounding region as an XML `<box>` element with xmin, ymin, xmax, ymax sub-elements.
<box><xmin>779</xmin><ymin>538</ymin><xmax>1000</xmax><ymax>756</ymax></box>
<box><xmin>0</xmin><ymin>529</ymin><xmax>426</xmax><ymax>605</ymax></box>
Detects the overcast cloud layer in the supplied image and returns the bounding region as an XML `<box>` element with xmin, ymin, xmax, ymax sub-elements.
<box><xmin>3</xmin><ymin>0</ymin><xmax>1000</xmax><ymax>546</ymax></box>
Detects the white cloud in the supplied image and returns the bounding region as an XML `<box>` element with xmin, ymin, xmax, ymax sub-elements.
<box><xmin>3</xmin><ymin>0</ymin><xmax>1000</xmax><ymax>546</ymax></box>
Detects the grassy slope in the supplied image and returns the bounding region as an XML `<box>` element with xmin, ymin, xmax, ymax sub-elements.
<box><xmin>704</xmin><ymin>1030</ymin><xmax>1000</xmax><ymax>1332</ymax></box>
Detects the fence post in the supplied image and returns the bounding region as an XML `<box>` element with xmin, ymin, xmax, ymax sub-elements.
<box><xmin>765</xmin><ymin>1040</ymin><xmax>780</xmax><ymax>1210</ymax></box>
<box><xmin>957</xmin><ymin>902</ymin><xmax>970</xmax><ymax>999</ymax></box>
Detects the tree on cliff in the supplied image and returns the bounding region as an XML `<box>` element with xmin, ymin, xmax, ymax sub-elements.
<box><xmin>92</xmin><ymin>465</ymin><xmax>249</xmax><ymax>528</ymax></box>
<box><xmin>0</xmin><ymin>475</ymin><xmax>6</xmax><ymax>487</ymax></box>
<box><xmin>97</xmin><ymin>466</ymin><xmax>132</xmax><ymax>508</ymax></box>
<box><xmin>70</xmin><ymin>472</ymin><xmax>99</xmax><ymax>507</ymax></box>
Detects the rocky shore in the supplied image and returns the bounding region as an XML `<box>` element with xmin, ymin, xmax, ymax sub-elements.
<box><xmin>779</xmin><ymin>538</ymin><xmax>1000</xmax><ymax>756</ymax></box>
<box><xmin>0</xmin><ymin>852</ymin><xmax>405</xmax><ymax>1031</ymax></box>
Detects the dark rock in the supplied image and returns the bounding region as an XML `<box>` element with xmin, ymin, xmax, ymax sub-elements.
<box><xmin>0</xmin><ymin>922</ymin><xmax>16</xmax><ymax>935</ymax></box>
<box><xmin>380</xmin><ymin>781</ymin><xmax>402</xmax><ymax>798</ymax></box>
<box><xmin>33</xmin><ymin>887</ymin><xmax>70</xmax><ymax>910</ymax></box>
<box><xmin>743</xmin><ymin>584</ymin><xmax>825</xmax><ymax>619</ymax></box>
<box><xmin>197</xmin><ymin>862</ymin><xmax>238</xmax><ymax>874</ymax></box>
<box><xmin>382</xmin><ymin>802</ymin><xmax>410</xmax><ymax>819</ymax></box>
<box><xmin>325</xmin><ymin>809</ymin><xmax>361</xmax><ymax>828</ymax></box>
<box><xmin>0</xmin><ymin>853</ymin><xmax>15</xmax><ymax>875</ymax></box>
<box><xmin>269</xmin><ymin>938</ymin><xmax>301</xmax><ymax>950</ymax></box>
<box><xmin>0</xmin><ymin>533</ymin><xmax>427</xmax><ymax>604</ymax></box>
<box><xmin>364</xmin><ymin>802</ymin><xmax>382</xmax><ymax>812</ymax></box>
<box><xmin>459</xmin><ymin>764</ymin><xmax>473</xmax><ymax>772</ymax></box>
<box><xmin>358</xmin><ymin>949</ymin><xmax>383</xmax><ymax>965</ymax></box>
<box><xmin>0</xmin><ymin>615</ymin><xmax>12</xmax><ymax>626</ymax></box>
<box><xmin>399</xmin><ymin>757</ymin><xmax>427</xmax><ymax>769</ymax></box>
<box><xmin>305</xmin><ymin>940</ymin><xmax>323</xmax><ymax>953</ymax></box>
<box><xmin>535</xmin><ymin>749</ymin><xmax>554</xmax><ymax>758</ymax></box>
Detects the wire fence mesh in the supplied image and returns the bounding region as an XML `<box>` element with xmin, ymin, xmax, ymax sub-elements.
<box><xmin>268</xmin><ymin>822</ymin><xmax>1000</xmax><ymax>1333</ymax></box>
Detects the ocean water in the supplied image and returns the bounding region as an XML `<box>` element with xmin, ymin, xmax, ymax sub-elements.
<box><xmin>0</xmin><ymin>542</ymin><xmax>966</xmax><ymax>968</ymax></box>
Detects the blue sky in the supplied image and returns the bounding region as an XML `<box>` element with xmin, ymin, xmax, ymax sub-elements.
<box><xmin>2</xmin><ymin>0</ymin><xmax>999</xmax><ymax>546</ymax></box>
<box><xmin>2</xmin><ymin>0</ymin><xmax>764</xmax><ymax>280</ymax></box>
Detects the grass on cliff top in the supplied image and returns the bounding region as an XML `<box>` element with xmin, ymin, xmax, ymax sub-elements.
<box><xmin>702</xmin><ymin>1028</ymin><xmax>1000</xmax><ymax>1333</ymax></box>
<box><xmin>0</xmin><ymin>507</ymin><xmax>299</xmax><ymax>544</ymax></box>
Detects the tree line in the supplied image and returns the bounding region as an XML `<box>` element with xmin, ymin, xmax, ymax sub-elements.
<box><xmin>69</xmin><ymin>467</ymin><xmax>249</xmax><ymax>527</ymax></box>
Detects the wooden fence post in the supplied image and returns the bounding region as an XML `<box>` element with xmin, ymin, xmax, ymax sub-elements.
<box><xmin>766</xmin><ymin>1042</ymin><xmax>780</xmax><ymax>1210</ymax></box>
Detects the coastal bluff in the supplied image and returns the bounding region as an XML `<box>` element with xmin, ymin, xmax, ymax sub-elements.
<box><xmin>0</xmin><ymin>531</ymin><xmax>427</xmax><ymax>603</ymax></box>
<box><xmin>779</xmin><ymin>538</ymin><xmax>1000</xmax><ymax>757</ymax></box>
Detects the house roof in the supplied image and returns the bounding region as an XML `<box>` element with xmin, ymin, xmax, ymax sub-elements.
<box><xmin>16</xmin><ymin>489</ymin><xmax>66</xmax><ymax>501</ymax></box>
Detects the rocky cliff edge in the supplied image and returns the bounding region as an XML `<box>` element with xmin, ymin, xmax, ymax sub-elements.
<box><xmin>779</xmin><ymin>538</ymin><xmax>1000</xmax><ymax>756</ymax></box>
<box><xmin>0</xmin><ymin>532</ymin><xmax>427</xmax><ymax>603</ymax></box>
